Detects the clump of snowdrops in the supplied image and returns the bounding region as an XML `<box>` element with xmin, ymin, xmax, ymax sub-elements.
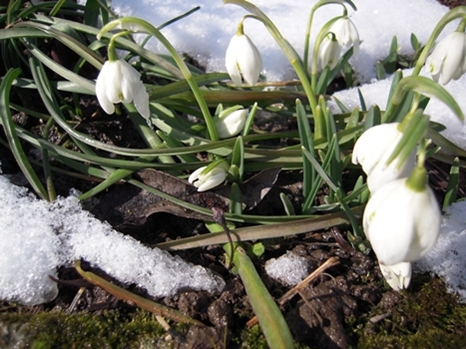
<box><xmin>1</xmin><ymin>0</ymin><xmax>466</xmax><ymax>348</ymax></box>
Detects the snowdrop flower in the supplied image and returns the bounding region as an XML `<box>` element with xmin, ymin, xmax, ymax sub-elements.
<box><xmin>188</xmin><ymin>161</ymin><xmax>229</xmax><ymax>192</ymax></box>
<box><xmin>425</xmin><ymin>31</ymin><xmax>466</xmax><ymax>85</ymax></box>
<box><xmin>225</xmin><ymin>23</ymin><xmax>262</xmax><ymax>86</ymax></box>
<box><xmin>96</xmin><ymin>58</ymin><xmax>150</xmax><ymax>119</ymax></box>
<box><xmin>378</xmin><ymin>262</ymin><xmax>412</xmax><ymax>291</ymax></box>
<box><xmin>319</xmin><ymin>33</ymin><xmax>342</xmax><ymax>69</ymax></box>
<box><xmin>363</xmin><ymin>167</ymin><xmax>441</xmax><ymax>290</ymax></box>
<box><xmin>352</xmin><ymin>123</ymin><xmax>416</xmax><ymax>193</ymax></box>
<box><xmin>214</xmin><ymin>108</ymin><xmax>248</xmax><ymax>139</ymax></box>
<box><xmin>327</xmin><ymin>17</ymin><xmax>360</xmax><ymax>58</ymax></box>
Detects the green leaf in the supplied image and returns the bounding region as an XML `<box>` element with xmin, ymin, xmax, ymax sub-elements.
<box><xmin>443</xmin><ymin>157</ymin><xmax>459</xmax><ymax>210</ymax></box>
<box><xmin>0</xmin><ymin>68</ymin><xmax>48</xmax><ymax>200</ymax></box>
<box><xmin>376</xmin><ymin>61</ymin><xmax>386</xmax><ymax>80</ymax></box>
<box><xmin>296</xmin><ymin>99</ymin><xmax>315</xmax><ymax>211</ymax></box>
<box><xmin>392</xmin><ymin>76</ymin><xmax>464</xmax><ymax>121</ymax></box>
<box><xmin>364</xmin><ymin>104</ymin><xmax>381</xmax><ymax>131</ymax></box>
<box><xmin>357</xmin><ymin>88</ymin><xmax>366</xmax><ymax>112</ymax></box>
<box><xmin>251</xmin><ymin>242</ymin><xmax>265</xmax><ymax>257</ymax></box>
<box><xmin>279</xmin><ymin>192</ymin><xmax>296</xmax><ymax>216</ymax></box>
<box><xmin>387</xmin><ymin>109</ymin><xmax>429</xmax><ymax>169</ymax></box>
<box><xmin>224</xmin><ymin>244</ymin><xmax>295</xmax><ymax>349</ymax></box>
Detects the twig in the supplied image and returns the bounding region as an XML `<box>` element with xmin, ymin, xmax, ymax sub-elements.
<box><xmin>246</xmin><ymin>256</ymin><xmax>339</xmax><ymax>327</ymax></box>
<box><xmin>74</xmin><ymin>260</ymin><xmax>206</xmax><ymax>327</ymax></box>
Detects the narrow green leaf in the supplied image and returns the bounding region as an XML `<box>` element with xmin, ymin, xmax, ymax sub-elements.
<box><xmin>375</xmin><ymin>61</ymin><xmax>386</xmax><ymax>80</ymax></box>
<box><xmin>231</xmin><ymin>136</ymin><xmax>245</xmax><ymax>181</ymax></box>
<box><xmin>229</xmin><ymin>182</ymin><xmax>243</xmax><ymax>215</ymax></box>
<box><xmin>364</xmin><ymin>104</ymin><xmax>381</xmax><ymax>131</ymax></box>
<box><xmin>357</xmin><ymin>88</ymin><xmax>367</xmax><ymax>112</ymax></box>
<box><xmin>443</xmin><ymin>157</ymin><xmax>459</xmax><ymax>210</ymax></box>
<box><xmin>296</xmin><ymin>99</ymin><xmax>315</xmax><ymax>210</ymax></box>
<box><xmin>224</xmin><ymin>244</ymin><xmax>295</xmax><ymax>349</ymax></box>
<box><xmin>0</xmin><ymin>68</ymin><xmax>48</xmax><ymax>200</ymax></box>
<box><xmin>279</xmin><ymin>192</ymin><xmax>296</xmax><ymax>216</ymax></box>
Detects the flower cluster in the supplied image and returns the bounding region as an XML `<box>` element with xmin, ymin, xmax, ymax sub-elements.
<box><xmin>319</xmin><ymin>16</ymin><xmax>359</xmax><ymax>69</ymax></box>
<box><xmin>353</xmin><ymin>123</ymin><xmax>440</xmax><ymax>291</ymax></box>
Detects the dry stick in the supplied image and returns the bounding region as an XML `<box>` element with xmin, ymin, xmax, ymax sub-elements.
<box><xmin>67</xmin><ymin>287</ymin><xmax>86</xmax><ymax>315</ymax></box>
<box><xmin>74</xmin><ymin>260</ymin><xmax>205</xmax><ymax>327</ymax></box>
<box><xmin>246</xmin><ymin>256</ymin><xmax>339</xmax><ymax>327</ymax></box>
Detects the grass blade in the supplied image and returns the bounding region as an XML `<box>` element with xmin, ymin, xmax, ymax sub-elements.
<box><xmin>0</xmin><ymin>68</ymin><xmax>48</xmax><ymax>200</ymax></box>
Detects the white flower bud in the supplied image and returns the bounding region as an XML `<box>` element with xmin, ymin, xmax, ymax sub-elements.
<box><xmin>319</xmin><ymin>33</ymin><xmax>342</xmax><ymax>69</ymax></box>
<box><xmin>214</xmin><ymin>108</ymin><xmax>248</xmax><ymax>139</ymax></box>
<box><xmin>188</xmin><ymin>162</ymin><xmax>229</xmax><ymax>192</ymax></box>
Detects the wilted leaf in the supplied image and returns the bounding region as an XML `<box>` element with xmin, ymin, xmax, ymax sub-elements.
<box><xmin>94</xmin><ymin>167</ymin><xmax>281</xmax><ymax>227</ymax></box>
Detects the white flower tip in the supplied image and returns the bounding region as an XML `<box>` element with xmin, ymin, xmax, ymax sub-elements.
<box><xmin>379</xmin><ymin>262</ymin><xmax>412</xmax><ymax>291</ymax></box>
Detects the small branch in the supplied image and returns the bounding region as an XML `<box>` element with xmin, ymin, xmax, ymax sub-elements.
<box><xmin>246</xmin><ymin>256</ymin><xmax>339</xmax><ymax>327</ymax></box>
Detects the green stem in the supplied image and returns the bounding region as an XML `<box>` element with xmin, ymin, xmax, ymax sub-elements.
<box><xmin>107</xmin><ymin>30</ymin><xmax>131</xmax><ymax>61</ymax></box>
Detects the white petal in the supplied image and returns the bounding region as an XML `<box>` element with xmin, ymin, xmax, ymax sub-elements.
<box><xmin>363</xmin><ymin>179</ymin><xmax>415</xmax><ymax>265</ymax></box>
<box><xmin>105</xmin><ymin>62</ymin><xmax>124</xmax><ymax>103</ymax></box>
<box><xmin>196</xmin><ymin>169</ymin><xmax>227</xmax><ymax>192</ymax></box>
<box><xmin>188</xmin><ymin>166</ymin><xmax>206</xmax><ymax>184</ymax></box>
<box><xmin>439</xmin><ymin>33</ymin><xmax>466</xmax><ymax>84</ymax></box>
<box><xmin>363</xmin><ymin>177</ymin><xmax>440</xmax><ymax>265</ymax></box>
<box><xmin>215</xmin><ymin>109</ymin><xmax>248</xmax><ymax>138</ymax></box>
<box><xmin>352</xmin><ymin>123</ymin><xmax>415</xmax><ymax>193</ymax></box>
<box><xmin>319</xmin><ymin>36</ymin><xmax>341</xmax><ymax>69</ymax></box>
<box><xmin>379</xmin><ymin>262</ymin><xmax>412</xmax><ymax>291</ymax></box>
<box><xmin>118</xmin><ymin>59</ymin><xmax>141</xmax><ymax>104</ymax></box>
<box><xmin>133</xmin><ymin>83</ymin><xmax>151</xmax><ymax>119</ymax></box>
<box><xmin>95</xmin><ymin>61</ymin><xmax>116</xmax><ymax>114</ymax></box>
<box><xmin>225</xmin><ymin>35</ymin><xmax>243</xmax><ymax>86</ymax></box>
<box><xmin>235</xmin><ymin>34</ymin><xmax>262</xmax><ymax>86</ymax></box>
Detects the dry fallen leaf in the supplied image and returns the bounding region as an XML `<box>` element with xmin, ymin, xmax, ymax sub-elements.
<box><xmin>93</xmin><ymin>167</ymin><xmax>281</xmax><ymax>227</ymax></box>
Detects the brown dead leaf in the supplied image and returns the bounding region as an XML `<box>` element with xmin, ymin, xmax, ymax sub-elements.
<box><xmin>93</xmin><ymin>167</ymin><xmax>281</xmax><ymax>227</ymax></box>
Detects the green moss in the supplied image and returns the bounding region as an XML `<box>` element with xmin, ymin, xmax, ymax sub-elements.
<box><xmin>0</xmin><ymin>309</ymin><xmax>168</xmax><ymax>349</ymax></box>
<box><xmin>347</xmin><ymin>274</ymin><xmax>466</xmax><ymax>348</ymax></box>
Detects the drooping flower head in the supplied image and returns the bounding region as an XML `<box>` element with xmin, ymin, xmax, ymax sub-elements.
<box><xmin>96</xmin><ymin>58</ymin><xmax>150</xmax><ymax>119</ymax></box>
<box><xmin>425</xmin><ymin>31</ymin><xmax>466</xmax><ymax>85</ymax></box>
<box><xmin>214</xmin><ymin>106</ymin><xmax>248</xmax><ymax>139</ymax></box>
<box><xmin>352</xmin><ymin>122</ymin><xmax>416</xmax><ymax>193</ymax></box>
<box><xmin>225</xmin><ymin>21</ymin><xmax>262</xmax><ymax>86</ymax></box>
<box><xmin>363</xmin><ymin>167</ymin><xmax>441</xmax><ymax>289</ymax></box>
<box><xmin>319</xmin><ymin>32</ymin><xmax>342</xmax><ymax>69</ymax></box>
<box><xmin>188</xmin><ymin>160</ymin><xmax>229</xmax><ymax>192</ymax></box>
<box><xmin>327</xmin><ymin>16</ymin><xmax>360</xmax><ymax>58</ymax></box>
